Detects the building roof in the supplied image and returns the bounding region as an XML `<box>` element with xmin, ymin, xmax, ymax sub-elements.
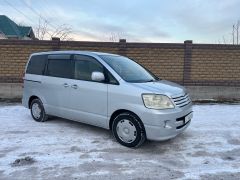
<box><xmin>0</xmin><ymin>15</ymin><xmax>33</xmax><ymax>38</ymax></box>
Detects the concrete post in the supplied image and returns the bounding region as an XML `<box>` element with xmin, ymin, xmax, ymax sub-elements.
<box><xmin>183</xmin><ymin>40</ymin><xmax>193</xmax><ymax>85</ymax></box>
<box><xmin>118</xmin><ymin>39</ymin><xmax>127</xmax><ymax>55</ymax></box>
<box><xmin>52</xmin><ymin>37</ymin><xmax>60</xmax><ymax>51</ymax></box>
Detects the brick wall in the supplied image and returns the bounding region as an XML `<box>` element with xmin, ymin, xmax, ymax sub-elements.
<box><xmin>0</xmin><ymin>39</ymin><xmax>240</xmax><ymax>86</ymax></box>
<box><xmin>189</xmin><ymin>44</ymin><xmax>240</xmax><ymax>86</ymax></box>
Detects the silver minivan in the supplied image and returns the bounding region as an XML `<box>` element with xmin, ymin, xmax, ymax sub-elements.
<box><xmin>22</xmin><ymin>51</ymin><xmax>193</xmax><ymax>147</ymax></box>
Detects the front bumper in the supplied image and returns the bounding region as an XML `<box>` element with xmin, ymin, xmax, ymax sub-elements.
<box><xmin>140</xmin><ymin>103</ymin><xmax>193</xmax><ymax>141</ymax></box>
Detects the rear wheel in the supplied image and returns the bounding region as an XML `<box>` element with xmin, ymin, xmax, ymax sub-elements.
<box><xmin>112</xmin><ymin>112</ymin><xmax>146</xmax><ymax>147</ymax></box>
<box><xmin>30</xmin><ymin>99</ymin><xmax>48</xmax><ymax>122</ymax></box>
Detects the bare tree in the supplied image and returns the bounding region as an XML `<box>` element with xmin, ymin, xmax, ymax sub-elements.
<box><xmin>109</xmin><ymin>32</ymin><xmax>124</xmax><ymax>42</ymax></box>
<box><xmin>231</xmin><ymin>20</ymin><xmax>240</xmax><ymax>45</ymax></box>
<box><xmin>218</xmin><ymin>20</ymin><xmax>240</xmax><ymax>45</ymax></box>
<box><xmin>222</xmin><ymin>35</ymin><xmax>226</xmax><ymax>44</ymax></box>
<box><xmin>50</xmin><ymin>24</ymin><xmax>73</xmax><ymax>41</ymax></box>
<box><xmin>35</xmin><ymin>18</ymin><xmax>48</xmax><ymax>40</ymax></box>
<box><xmin>34</xmin><ymin>18</ymin><xmax>73</xmax><ymax>41</ymax></box>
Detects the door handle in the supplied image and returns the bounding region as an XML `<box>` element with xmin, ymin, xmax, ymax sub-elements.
<box><xmin>71</xmin><ymin>84</ymin><xmax>78</xmax><ymax>89</ymax></box>
<box><xmin>63</xmin><ymin>83</ymin><xmax>69</xmax><ymax>87</ymax></box>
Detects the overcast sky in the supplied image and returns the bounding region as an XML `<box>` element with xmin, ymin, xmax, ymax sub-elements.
<box><xmin>0</xmin><ymin>0</ymin><xmax>239</xmax><ymax>43</ymax></box>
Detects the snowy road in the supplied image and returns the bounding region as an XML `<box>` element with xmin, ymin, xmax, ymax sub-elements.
<box><xmin>0</xmin><ymin>104</ymin><xmax>240</xmax><ymax>180</ymax></box>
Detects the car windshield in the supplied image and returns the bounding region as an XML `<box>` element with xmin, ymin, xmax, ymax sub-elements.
<box><xmin>100</xmin><ymin>55</ymin><xmax>159</xmax><ymax>83</ymax></box>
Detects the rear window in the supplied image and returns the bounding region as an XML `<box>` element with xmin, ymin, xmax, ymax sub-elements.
<box><xmin>46</xmin><ymin>55</ymin><xmax>73</xmax><ymax>78</ymax></box>
<box><xmin>26</xmin><ymin>55</ymin><xmax>47</xmax><ymax>75</ymax></box>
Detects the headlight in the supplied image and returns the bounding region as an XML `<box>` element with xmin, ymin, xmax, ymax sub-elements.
<box><xmin>142</xmin><ymin>94</ymin><xmax>174</xmax><ymax>109</ymax></box>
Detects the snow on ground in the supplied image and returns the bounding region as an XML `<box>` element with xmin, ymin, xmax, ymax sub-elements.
<box><xmin>0</xmin><ymin>104</ymin><xmax>240</xmax><ymax>179</ymax></box>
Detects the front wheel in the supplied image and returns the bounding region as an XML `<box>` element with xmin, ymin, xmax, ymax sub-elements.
<box><xmin>112</xmin><ymin>112</ymin><xmax>146</xmax><ymax>148</ymax></box>
<box><xmin>30</xmin><ymin>99</ymin><xmax>48</xmax><ymax>122</ymax></box>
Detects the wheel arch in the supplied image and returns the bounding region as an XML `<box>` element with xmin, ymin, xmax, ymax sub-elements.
<box><xmin>28</xmin><ymin>95</ymin><xmax>39</xmax><ymax>108</ymax></box>
<box><xmin>109</xmin><ymin>109</ymin><xmax>145</xmax><ymax>132</ymax></box>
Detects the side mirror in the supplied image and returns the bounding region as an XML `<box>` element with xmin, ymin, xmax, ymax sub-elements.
<box><xmin>91</xmin><ymin>72</ymin><xmax>105</xmax><ymax>82</ymax></box>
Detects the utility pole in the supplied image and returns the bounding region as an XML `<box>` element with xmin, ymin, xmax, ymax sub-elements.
<box><xmin>232</xmin><ymin>25</ymin><xmax>235</xmax><ymax>45</ymax></box>
<box><xmin>236</xmin><ymin>21</ymin><xmax>239</xmax><ymax>45</ymax></box>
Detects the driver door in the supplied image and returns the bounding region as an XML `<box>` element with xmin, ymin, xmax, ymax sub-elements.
<box><xmin>68</xmin><ymin>55</ymin><xmax>108</xmax><ymax>128</ymax></box>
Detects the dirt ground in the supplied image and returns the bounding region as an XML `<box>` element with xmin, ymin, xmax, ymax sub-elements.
<box><xmin>0</xmin><ymin>104</ymin><xmax>240</xmax><ymax>180</ymax></box>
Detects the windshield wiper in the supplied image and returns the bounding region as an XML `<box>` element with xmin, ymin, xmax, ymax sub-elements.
<box><xmin>128</xmin><ymin>79</ymin><xmax>159</xmax><ymax>83</ymax></box>
<box><xmin>145</xmin><ymin>79</ymin><xmax>157</xmax><ymax>82</ymax></box>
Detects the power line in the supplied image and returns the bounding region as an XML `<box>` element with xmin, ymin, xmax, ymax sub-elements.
<box><xmin>41</xmin><ymin>0</ymin><xmax>62</xmax><ymax>25</ymax></box>
<box><xmin>3</xmin><ymin>0</ymin><xmax>36</xmax><ymax>25</ymax></box>
<box><xmin>3</xmin><ymin>0</ymin><xmax>54</xmax><ymax>37</ymax></box>
<box><xmin>20</xmin><ymin>0</ymin><xmax>79</xmax><ymax>39</ymax></box>
<box><xmin>21</xmin><ymin>0</ymin><xmax>86</xmax><ymax>38</ymax></box>
<box><xmin>4</xmin><ymin>0</ymin><xmax>51</xmax><ymax>37</ymax></box>
<box><xmin>21</xmin><ymin>0</ymin><xmax>58</xmax><ymax>31</ymax></box>
<box><xmin>3</xmin><ymin>0</ymin><xmax>85</xmax><ymax>40</ymax></box>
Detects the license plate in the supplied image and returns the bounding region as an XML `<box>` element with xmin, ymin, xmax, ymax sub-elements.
<box><xmin>185</xmin><ymin>112</ymin><xmax>193</xmax><ymax>123</ymax></box>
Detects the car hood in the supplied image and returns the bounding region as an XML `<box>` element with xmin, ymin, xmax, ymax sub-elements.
<box><xmin>130</xmin><ymin>80</ymin><xmax>186</xmax><ymax>97</ymax></box>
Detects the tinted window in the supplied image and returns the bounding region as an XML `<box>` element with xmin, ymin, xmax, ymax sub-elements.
<box><xmin>100</xmin><ymin>55</ymin><xmax>158</xmax><ymax>83</ymax></box>
<box><xmin>26</xmin><ymin>55</ymin><xmax>47</xmax><ymax>75</ymax></box>
<box><xmin>74</xmin><ymin>55</ymin><xmax>104</xmax><ymax>81</ymax></box>
<box><xmin>107</xmin><ymin>71</ymin><xmax>118</xmax><ymax>84</ymax></box>
<box><xmin>48</xmin><ymin>54</ymin><xmax>71</xmax><ymax>60</ymax></box>
<box><xmin>46</xmin><ymin>58</ymin><xmax>73</xmax><ymax>78</ymax></box>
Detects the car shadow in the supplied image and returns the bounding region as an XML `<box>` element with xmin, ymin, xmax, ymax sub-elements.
<box><xmin>44</xmin><ymin>116</ymin><xmax>192</xmax><ymax>153</ymax></box>
<box><xmin>46</xmin><ymin>116</ymin><xmax>112</xmax><ymax>137</ymax></box>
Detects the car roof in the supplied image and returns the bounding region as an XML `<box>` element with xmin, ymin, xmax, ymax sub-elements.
<box><xmin>31</xmin><ymin>51</ymin><xmax>120</xmax><ymax>57</ymax></box>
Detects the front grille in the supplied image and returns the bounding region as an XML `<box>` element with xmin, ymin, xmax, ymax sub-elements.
<box><xmin>172</xmin><ymin>93</ymin><xmax>191</xmax><ymax>108</ymax></box>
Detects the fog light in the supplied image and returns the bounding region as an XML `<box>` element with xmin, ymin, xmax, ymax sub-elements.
<box><xmin>164</xmin><ymin>120</ymin><xmax>172</xmax><ymax>129</ymax></box>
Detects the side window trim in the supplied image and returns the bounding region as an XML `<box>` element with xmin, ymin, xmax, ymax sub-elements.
<box><xmin>73</xmin><ymin>54</ymin><xmax>119</xmax><ymax>85</ymax></box>
<box><xmin>48</xmin><ymin>54</ymin><xmax>71</xmax><ymax>60</ymax></box>
<box><xmin>43</xmin><ymin>55</ymin><xmax>48</xmax><ymax>76</ymax></box>
<box><xmin>45</xmin><ymin>54</ymin><xmax>74</xmax><ymax>79</ymax></box>
<box><xmin>43</xmin><ymin>56</ymin><xmax>48</xmax><ymax>76</ymax></box>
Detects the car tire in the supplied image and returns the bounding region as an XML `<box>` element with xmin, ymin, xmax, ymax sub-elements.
<box><xmin>112</xmin><ymin>112</ymin><xmax>146</xmax><ymax>148</ymax></box>
<box><xmin>30</xmin><ymin>98</ymin><xmax>48</xmax><ymax>122</ymax></box>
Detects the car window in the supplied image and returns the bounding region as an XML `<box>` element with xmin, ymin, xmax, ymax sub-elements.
<box><xmin>74</xmin><ymin>55</ymin><xmax>104</xmax><ymax>81</ymax></box>
<box><xmin>100</xmin><ymin>55</ymin><xmax>158</xmax><ymax>83</ymax></box>
<box><xmin>26</xmin><ymin>55</ymin><xmax>47</xmax><ymax>75</ymax></box>
<box><xmin>107</xmin><ymin>71</ymin><xmax>118</xmax><ymax>84</ymax></box>
<box><xmin>46</xmin><ymin>58</ymin><xmax>73</xmax><ymax>78</ymax></box>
